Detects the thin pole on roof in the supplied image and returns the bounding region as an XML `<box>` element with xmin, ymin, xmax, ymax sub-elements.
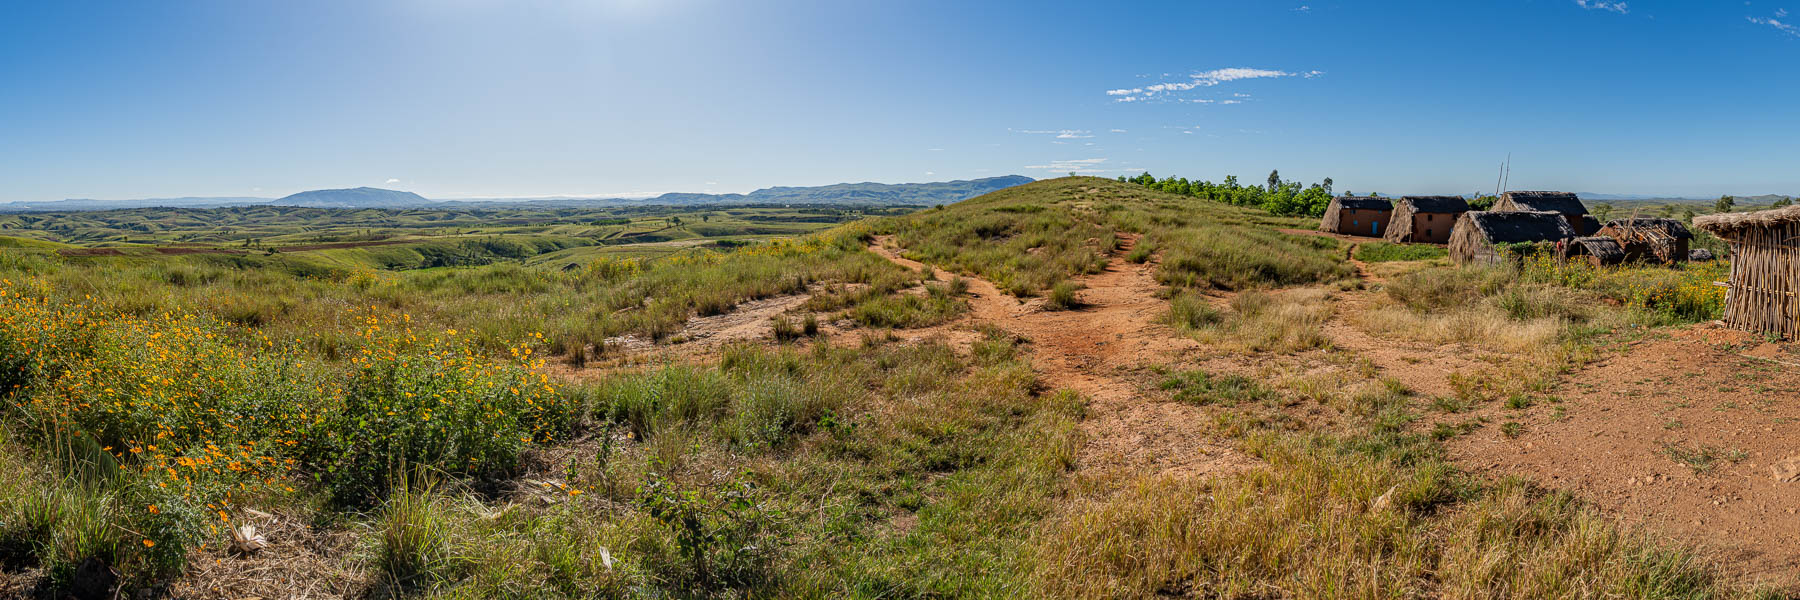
<box><xmin>1502</xmin><ymin>153</ymin><xmax>1512</xmax><ymax>194</ymax></box>
<box><xmin>1495</xmin><ymin>161</ymin><xmax>1504</xmax><ymax>198</ymax></box>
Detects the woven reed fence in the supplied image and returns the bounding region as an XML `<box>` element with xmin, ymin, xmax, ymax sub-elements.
<box><xmin>1695</xmin><ymin>209</ymin><xmax>1800</xmax><ymax>339</ymax></box>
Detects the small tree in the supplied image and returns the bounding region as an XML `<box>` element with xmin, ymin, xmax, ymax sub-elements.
<box><xmin>1592</xmin><ymin>202</ymin><xmax>1615</xmax><ymax>223</ymax></box>
<box><xmin>1715</xmin><ymin>195</ymin><xmax>1735</xmax><ymax>213</ymax></box>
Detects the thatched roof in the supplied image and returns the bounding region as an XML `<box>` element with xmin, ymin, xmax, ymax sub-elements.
<box><xmin>1566</xmin><ymin>236</ymin><xmax>1625</xmax><ymax>262</ymax></box>
<box><xmin>1502</xmin><ymin>191</ymin><xmax>1588</xmax><ymax>215</ymax></box>
<box><xmin>1397</xmin><ymin>195</ymin><xmax>1469</xmax><ymax>213</ymax></box>
<box><xmin>1333</xmin><ymin>196</ymin><xmax>1392</xmax><ymax>210</ymax></box>
<box><xmin>1602</xmin><ymin>217</ymin><xmax>1694</xmax><ymax>240</ymax></box>
<box><xmin>1693</xmin><ymin>205</ymin><xmax>1800</xmax><ymax>234</ymax></box>
<box><xmin>1462</xmin><ymin>210</ymin><xmax>1578</xmax><ymax>243</ymax></box>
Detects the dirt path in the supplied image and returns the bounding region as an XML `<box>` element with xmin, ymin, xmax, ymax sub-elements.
<box><xmin>869</xmin><ymin>236</ymin><xmax>1257</xmax><ymax>481</ymax></box>
<box><xmin>1448</xmin><ymin>326</ymin><xmax>1800</xmax><ymax>581</ymax></box>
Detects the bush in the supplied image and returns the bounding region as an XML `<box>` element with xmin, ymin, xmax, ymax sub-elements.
<box><xmin>1164</xmin><ymin>291</ymin><xmax>1221</xmax><ymax>331</ymax></box>
<box><xmin>1045</xmin><ymin>281</ymin><xmax>1082</xmax><ymax>310</ymax></box>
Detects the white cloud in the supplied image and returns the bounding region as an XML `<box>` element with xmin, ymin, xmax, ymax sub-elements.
<box><xmin>1575</xmin><ymin>0</ymin><xmax>1629</xmax><ymax>14</ymax></box>
<box><xmin>1293</xmin><ymin>5</ymin><xmax>1312</xmax><ymax>12</ymax></box>
<box><xmin>1109</xmin><ymin>128</ymin><xmax>1127</xmax><ymax>133</ymax></box>
<box><xmin>385</xmin><ymin>178</ymin><xmax>400</xmax><ymax>184</ymax></box>
<box><xmin>1779</xmin><ymin>8</ymin><xmax>1791</xmax><ymax>18</ymax></box>
<box><xmin>1220</xmin><ymin>100</ymin><xmax>1244</xmax><ymax>105</ymax></box>
<box><xmin>1105</xmin><ymin>67</ymin><xmax>1317</xmax><ymax>102</ymax></box>
<box><xmin>1750</xmin><ymin>14</ymin><xmax>1800</xmax><ymax>36</ymax></box>
<box><xmin>1023</xmin><ymin>158</ymin><xmax>1122</xmax><ymax>173</ymax></box>
<box><xmin>925</xmin><ymin>171</ymin><xmax>935</xmax><ymax>175</ymax></box>
<box><xmin>1233</xmin><ymin>93</ymin><xmax>1252</xmax><ymax>98</ymax></box>
<box><xmin>1012</xmin><ymin>128</ymin><xmax>1094</xmax><ymax>139</ymax></box>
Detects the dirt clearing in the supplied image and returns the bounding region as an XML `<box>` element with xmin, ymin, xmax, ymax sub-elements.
<box><xmin>869</xmin><ymin>236</ymin><xmax>1259</xmax><ymax>481</ymax></box>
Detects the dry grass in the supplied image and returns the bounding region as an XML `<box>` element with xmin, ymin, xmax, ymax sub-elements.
<box><xmin>1031</xmin><ymin>435</ymin><xmax>1770</xmax><ymax>600</ymax></box>
<box><xmin>1358</xmin><ymin>304</ymin><xmax>1563</xmax><ymax>353</ymax></box>
<box><xmin>1182</xmin><ymin>288</ymin><xmax>1334</xmax><ymax>353</ymax></box>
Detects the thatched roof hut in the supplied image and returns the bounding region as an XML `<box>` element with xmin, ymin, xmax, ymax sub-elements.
<box><xmin>1597</xmin><ymin>218</ymin><xmax>1694</xmax><ymax>264</ymax></box>
<box><xmin>1448</xmin><ymin>210</ymin><xmax>1578</xmax><ymax>265</ymax></box>
<box><xmin>1495</xmin><ymin>191</ymin><xmax>1595</xmax><ymax>234</ymax></box>
<box><xmin>1694</xmin><ymin>206</ymin><xmax>1800</xmax><ymax>339</ymax></box>
<box><xmin>1321</xmin><ymin>196</ymin><xmax>1393</xmax><ymax>237</ymax></box>
<box><xmin>1385</xmin><ymin>196</ymin><xmax>1469</xmax><ymax>244</ymax></box>
<box><xmin>1560</xmin><ymin>236</ymin><xmax>1626</xmax><ymax>267</ymax></box>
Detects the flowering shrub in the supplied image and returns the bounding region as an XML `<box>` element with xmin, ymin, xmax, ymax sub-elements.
<box><xmin>0</xmin><ymin>280</ymin><xmax>573</xmax><ymax>576</ymax></box>
<box><xmin>1519</xmin><ymin>255</ymin><xmax>1727</xmax><ymax>323</ymax></box>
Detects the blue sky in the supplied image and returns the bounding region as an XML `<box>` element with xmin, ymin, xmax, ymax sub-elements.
<box><xmin>2</xmin><ymin>0</ymin><xmax>1797</xmax><ymax>202</ymax></box>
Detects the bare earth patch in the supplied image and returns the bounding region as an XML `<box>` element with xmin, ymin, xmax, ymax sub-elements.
<box><xmin>869</xmin><ymin>236</ymin><xmax>1259</xmax><ymax>482</ymax></box>
<box><xmin>1447</xmin><ymin>324</ymin><xmax>1800</xmax><ymax>583</ymax></box>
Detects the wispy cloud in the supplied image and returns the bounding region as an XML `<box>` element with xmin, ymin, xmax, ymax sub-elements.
<box><xmin>1105</xmin><ymin>68</ymin><xmax>1321</xmax><ymax>102</ymax></box>
<box><xmin>1024</xmin><ymin>158</ymin><xmax>1121</xmax><ymax>174</ymax></box>
<box><xmin>1575</xmin><ymin>0</ymin><xmax>1628</xmax><ymax>14</ymax></box>
<box><xmin>1749</xmin><ymin>13</ymin><xmax>1800</xmax><ymax>37</ymax></box>
<box><xmin>1012</xmin><ymin>128</ymin><xmax>1094</xmax><ymax>139</ymax></box>
<box><xmin>1292</xmin><ymin>5</ymin><xmax>1312</xmax><ymax>12</ymax></box>
<box><xmin>1109</xmin><ymin>128</ymin><xmax>1127</xmax><ymax>133</ymax></box>
<box><xmin>385</xmin><ymin>178</ymin><xmax>400</xmax><ymax>184</ymax></box>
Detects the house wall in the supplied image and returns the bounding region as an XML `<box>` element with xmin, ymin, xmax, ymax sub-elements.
<box><xmin>1333</xmin><ymin>208</ymin><xmax>1391</xmax><ymax>237</ymax></box>
<box><xmin>1409</xmin><ymin>213</ymin><xmax>1453</xmax><ymax>243</ymax></box>
<box><xmin>1565</xmin><ymin>214</ymin><xmax>1590</xmax><ymax>236</ymax></box>
<box><xmin>1717</xmin><ymin>224</ymin><xmax>1800</xmax><ymax>339</ymax></box>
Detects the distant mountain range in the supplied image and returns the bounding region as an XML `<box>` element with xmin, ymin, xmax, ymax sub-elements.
<box><xmin>0</xmin><ymin>176</ymin><xmax>1036</xmax><ymax>212</ymax></box>
<box><xmin>276</xmin><ymin>187</ymin><xmax>431</xmax><ymax>209</ymax></box>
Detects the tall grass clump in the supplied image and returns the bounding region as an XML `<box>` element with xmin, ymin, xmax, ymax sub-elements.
<box><xmin>1045</xmin><ymin>281</ymin><xmax>1083</xmax><ymax>311</ymax></box>
<box><xmin>1163</xmin><ymin>290</ymin><xmax>1222</xmax><ymax>332</ymax></box>
<box><xmin>1187</xmin><ymin>289</ymin><xmax>1334</xmax><ymax>353</ymax></box>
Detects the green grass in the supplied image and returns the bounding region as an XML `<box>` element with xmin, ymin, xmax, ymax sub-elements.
<box><xmin>1354</xmin><ymin>241</ymin><xmax>1448</xmax><ymax>262</ymax></box>
<box><xmin>0</xmin><ymin>175</ymin><xmax>1782</xmax><ymax>599</ymax></box>
<box><xmin>878</xmin><ymin>177</ymin><xmax>1349</xmax><ymax>296</ymax></box>
<box><xmin>1158</xmin><ymin>369</ymin><xmax>1273</xmax><ymax>406</ymax></box>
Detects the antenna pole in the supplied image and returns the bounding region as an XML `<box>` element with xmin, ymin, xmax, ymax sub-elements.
<box><xmin>1502</xmin><ymin>153</ymin><xmax>1512</xmax><ymax>194</ymax></box>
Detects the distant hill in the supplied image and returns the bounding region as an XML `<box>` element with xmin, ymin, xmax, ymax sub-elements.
<box><xmin>0</xmin><ymin>196</ymin><xmax>273</xmax><ymax>212</ymax></box>
<box><xmin>275</xmin><ymin>187</ymin><xmax>432</xmax><ymax>209</ymax></box>
<box><xmin>0</xmin><ymin>176</ymin><xmax>1035</xmax><ymax>212</ymax></box>
<box><xmin>464</xmin><ymin>176</ymin><xmax>1037</xmax><ymax>208</ymax></box>
<box><xmin>738</xmin><ymin>176</ymin><xmax>1035</xmax><ymax>206</ymax></box>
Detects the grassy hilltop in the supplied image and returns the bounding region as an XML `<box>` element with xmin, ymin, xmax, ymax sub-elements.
<box><xmin>0</xmin><ymin>177</ymin><xmax>1779</xmax><ymax>598</ymax></box>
